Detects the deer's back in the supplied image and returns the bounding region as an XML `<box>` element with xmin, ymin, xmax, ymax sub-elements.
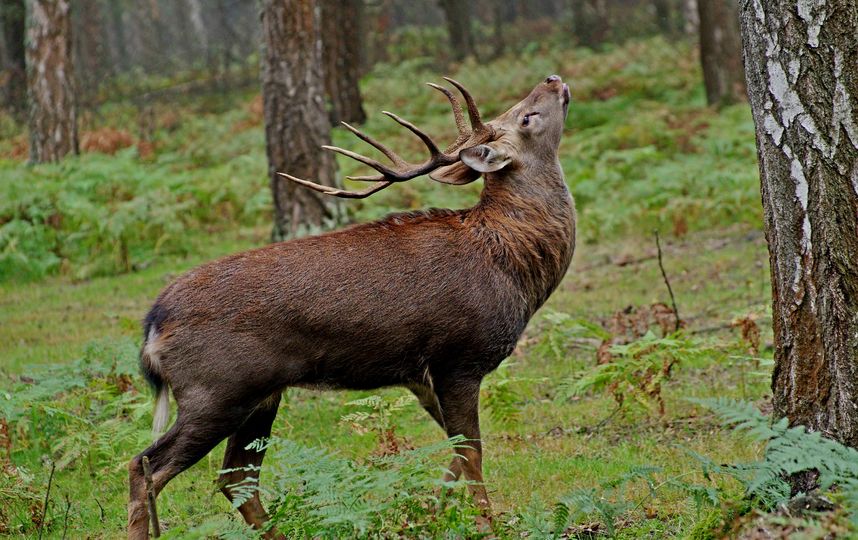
<box><xmin>146</xmin><ymin>210</ymin><xmax>528</xmax><ymax>391</ymax></box>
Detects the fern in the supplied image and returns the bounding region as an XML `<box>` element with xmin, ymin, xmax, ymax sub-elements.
<box><xmin>481</xmin><ymin>363</ymin><xmax>534</xmax><ymax>429</ymax></box>
<box><xmin>691</xmin><ymin>398</ymin><xmax>858</xmax><ymax>523</ymax></box>
<box><xmin>562</xmin><ymin>331</ymin><xmax>710</xmax><ymax>416</ymax></box>
<box><xmin>1</xmin><ymin>338</ymin><xmax>151</xmax><ymax>474</ymax></box>
<box><xmin>205</xmin><ymin>434</ymin><xmax>482</xmax><ymax>539</ymax></box>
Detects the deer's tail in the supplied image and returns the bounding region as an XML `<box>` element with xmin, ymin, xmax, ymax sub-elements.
<box><xmin>141</xmin><ymin>306</ymin><xmax>171</xmax><ymax>436</ymax></box>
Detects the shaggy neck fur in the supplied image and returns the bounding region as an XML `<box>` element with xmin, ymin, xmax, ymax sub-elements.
<box><xmin>467</xmin><ymin>160</ymin><xmax>576</xmax><ymax>315</ymax></box>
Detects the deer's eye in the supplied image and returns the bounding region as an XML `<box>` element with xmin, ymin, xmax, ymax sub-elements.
<box><xmin>522</xmin><ymin>112</ymin><xmax>538</xmax><ymax>127</ymax></box>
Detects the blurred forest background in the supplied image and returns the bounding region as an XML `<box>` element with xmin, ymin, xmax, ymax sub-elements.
<box><xmin>0</xmin><ymin>0</ymin><xmax>751</xmax><ymax>279</ymax></box>
<box><xmin>3</xmin><ymin>1</ymin><xmax>853</xmax><ymax>538</ymax></box>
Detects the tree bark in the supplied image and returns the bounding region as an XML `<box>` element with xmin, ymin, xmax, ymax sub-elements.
<box><xmin>26</xmin><ymin>0</ymin><xmax>78</xmax><ymax>163</ymax></box>
<box><xmin>106</xmin><ymin>0</ymin><xmax>128</xmax><ymax>72</ymax></box>
<box><xmin>0</xmin><ymin>0</ymin><xmax>25</xmax><ymax>115</ymax></box>
<box><xmin>698</xmin><ymin>0</ymin><xmax>745</xmax><ymax>107</ymax></box>
<box><xmin>740</xmin><ymin>0</ymin><xmax>858</xmax><ymax>458</ymax></box>
<box><xmin>261</xmin><ymin>0</ymin><xmax>342</xmax><ymax>241</ymax></box>
<box><xmin>491</xmin><ymin>0</ymin><xmax>516</xmax><ymax>58</ymax></box>
<box><xmin>438</xmin><ymin>0</ymin><xmax>475</xmax><ymax>61</ymax></box>
<box><xmin>682</xmin><ymin>0</ymin><xmax>698</xmax><ymax>36</ymax></box>
<box><xmin>72</xmin><ymin>0</ymin><xmax>107</xmax><ymax>107</ymax></box>
<box><xmin>320</xmin><ymin>0</ymin><xmax>366</xmax><ymax>125</ymax></box>
<box><xmin>653</xmin><ymin>0</ymin><xmax>676</xmax><ymax>35</ymax></box>
<box><xmin>185</xmin><ymin>0</ymin><xmax>207</xmax><ymax>61</ymax></box>
<box><xmin>363</xmin><ymin>0</ymin><xmax>391</xmax><ymax>71</ymax></box>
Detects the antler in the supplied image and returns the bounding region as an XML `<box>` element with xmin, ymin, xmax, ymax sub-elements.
<box><xmin>278</xmin><ymin>77</ymin><xmax>492</xmax><ymax>199</ymax></box>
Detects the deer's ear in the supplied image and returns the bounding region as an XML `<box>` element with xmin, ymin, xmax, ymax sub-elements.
<box><xmin>429</xmin><ymin>161</ymin><xmax>482</xmax><ymax>185</ymax></box>
<box><xmin>459</xmin><ymin>143</ymin><xmax>512</xmax><ymax>173</ymax></box>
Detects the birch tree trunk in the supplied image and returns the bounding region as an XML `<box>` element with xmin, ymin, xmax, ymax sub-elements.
<box><xmin>320</xmin><ymin>0</ymin><xmax>366</xmax><ymax>125</ymax></box>
<box><xmin>26</xmin><ymin>0</ymin><xmax>78</xmax><ymax>163</ymax></box>
<box><xmin>185</xmin><ymin>0</ymin><xmax>207</xmax><ymax>59</ymax></box>
<box><xmin>698</xmin><ymin>0</ymin><xmax>745</xmax><ymax>107</ymax></box>
<box><xmin>740</xmin><ymin>0</ymin><xmax>858</xmax><ymax>472</ymax></box>
<box><xmin>261</xmin><ymin>0</ymin><xmax>342</xmax><ymax>241</ymax></box>
<box><xmin>682</xmin><ymin>0</ymin><xmax>698</xmax><ymax>36</ymax></box>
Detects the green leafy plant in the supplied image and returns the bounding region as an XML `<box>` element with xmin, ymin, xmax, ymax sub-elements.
<box><xmin>205</xmin><ymin>435</ymin><xmax>483</xmax><ymax>539</ymax></box>
<box><xmin>517</xmin><ymin>465</ymin><xmax>719</xmax><ymax>539</ymax></box>
<box><xmin>561</xmin><ymin>331</ymin><xmax>708</xmax><ymax>416</ymax></box>
<box><xmin>690</xmin><ymin>398</ymin><xmax>858</xmax><ymax>522</ymax></box>
<box><xmin>533</xmin><ymin>311</ymin><xmax>609</xmax><ymax>364</ymax></box>
<box><xmin>340</xmin><ymin>394</ymin><xmax>416</xmax><ymax>455</ymax></box>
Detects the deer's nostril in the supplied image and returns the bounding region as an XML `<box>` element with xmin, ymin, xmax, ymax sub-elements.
<box><xmin>545</xmin><ymin>75</ymin><xmax>561</xmax><ymax>84</ymax></box>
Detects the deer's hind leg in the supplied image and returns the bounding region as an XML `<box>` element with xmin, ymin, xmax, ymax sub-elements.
<box><xmin>218</xmin><ymin>393</ymin><xmax>283</xmax><ymax>539</ymax></box>
<box><xmin>128</xmin><ymin>405</ymin><xmax>250</xmax><ymax>540</ymax></box>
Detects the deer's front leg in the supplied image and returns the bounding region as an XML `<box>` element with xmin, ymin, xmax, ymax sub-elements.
<box><xmin>435</xmin><ymin>378</ymin><xmax>490</xmax><ymax>509</ymax></box>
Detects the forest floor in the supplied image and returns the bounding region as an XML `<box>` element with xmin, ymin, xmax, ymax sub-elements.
<box><xmin>2</xmin><ymin>37</ymin><xmax>828</xmax><ymax>538</ymax></box>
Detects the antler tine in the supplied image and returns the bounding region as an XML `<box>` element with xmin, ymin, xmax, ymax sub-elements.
<box><xmin>340</xmin><ymin>121</ymin><xmax>403</xmax><ymax>166</ymax></box>
<box><xmin>277</xmin><ymin>172</ymin><xmax>393</xmax><ymax>199</ymax></box>
<box><xmin>321</xmin><ymin>145</ymin><xmax>400</xmax><ymax>177</ymax></box>
<box><xmin>381</xmin><ymin>111</ymin><xmax>442</xmax><ymax>157</ymax></box>
<box><xmin>346</xmin><ymin>174</ymin><xmax>386</xmax><ymax>182</ymax></box>
<box><xmin>282</xmin><ymin>83</ymin><xmax>475</xmax><ymax>199</ymax></box>
<box><xmin>442</xmin><ymin>77</ymin><xmax>486</xmax><ymax>133</ymax></box>
<box><xmin>427</xmin><ymin>82</ymin><xmax>469</xmax><ymax>149</ymax></box>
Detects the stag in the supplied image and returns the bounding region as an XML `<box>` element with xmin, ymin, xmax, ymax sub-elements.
<box><xmin>128</xmin><ymin>75</ymin><xmax>575</xmax><ymax>539</ymax></box>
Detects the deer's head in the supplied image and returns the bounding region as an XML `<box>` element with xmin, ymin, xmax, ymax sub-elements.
<box><xmin>280</xmin><ymin>75</ymin><xmax>570</xmax><ymax>198</ymax></box>
<box><xmin>431</xmin><ymin>75</ymin><xmax>570</xmax><ymax>185</ymax></box>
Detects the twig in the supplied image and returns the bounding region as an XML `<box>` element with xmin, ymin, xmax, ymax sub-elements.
<box><xmin>577</xmin><ymin>406</ymin><xmax>622</xmax><ymax>434</ymax></box>
<box><xmin>37</xmin><ymin>461</ymin><xmax>55</xmax><ymax>540</ymax></box>
<box><xmin>61</xmin><ymin>494</ymin><xmax>71</xmax><ymax>540</ymax></box>
<box><xmin>94</xmin><ymin>497</ymin><xmax>105</xmax><ymax>522</ymax></box>
<box><xmin>654</xmin><ymin>230</ymin><xmax>681</xmax><ymax>332</ymax></box>
<box><xmin>142</xmin><ymin>456</ymin><xmax>161</xmax><ymax>538</ymax></box>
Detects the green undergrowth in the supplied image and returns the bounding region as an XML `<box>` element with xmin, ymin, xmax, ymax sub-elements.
<box><xmin>2</xmin><ymin>312</ymin><xmax>854</xmax><ymax>538</ymax></box>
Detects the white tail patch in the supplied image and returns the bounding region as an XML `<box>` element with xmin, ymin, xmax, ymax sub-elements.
<box><xmin>143</xmin><ymin>327</ymin><xmax>171</xmax><ymax>437</ymax></box>
<box><xmin>143</xmin><ymin>327</ymin><xmax>162</xmax><ymax>373</ymax></box>
<box><xmin>152</xmin><ymin>387</ymin><xmax>170</xmax><ymax>435</ymax></box>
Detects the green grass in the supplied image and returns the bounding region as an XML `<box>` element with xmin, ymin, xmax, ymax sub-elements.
<box><xmin>0</xmin><ymin>36</ymin><xmax>788</xmax><ymax>538</ymax></box>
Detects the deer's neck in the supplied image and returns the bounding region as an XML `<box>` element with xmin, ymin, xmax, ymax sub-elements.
<box><xmin>468</xmin><ymin>161</ymin><xmax>576</xmax><ymax>315</ymax></box>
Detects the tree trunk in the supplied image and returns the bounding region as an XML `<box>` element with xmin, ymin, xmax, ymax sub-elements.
<box><xmin>320</xmin><ymin>0</ymin><xmax>366</xmax><ymax>125</ymax></box>
<box><xmin>653</xmin><ymin>0</ymin><xmax>675</xmax><ymax>35</ymax></box>
<box><xmin>363</xmin><ymin>0</ymin><xmax>390</xmax><ymax>71</ymax></box>
<box><xmin>131</xmin><ymin>0</ymin><xmax>165</xmax><ymax>74</ymax></box>
<box><xmin>572</xmin><ymin>0</ymin><xmax>609</xmax><ymax>48</ymax></box>
<box><xmin>740</xmin><ymin>0</ymin><xmax>858</xmax><ymax>465</ymax></box>
<box><xmin>0</xmin><ymin>0</ymin><xmax>25</xmax><ymax>116</ymax></box>
<box><xmin>185</xmin><ymin>0</ymin><xmax>207</xmax><ymax>60</ymax></box>
<box><xmin>106</xmin><ymin>0</ymin><xmax>128</xmax><ymax>72</ymax></box>
<box><xmin>261</xmin><ymin>0</ymin><xmax>342</xmax><ymax>241</ymax></box>
<box><xmin>682</xmin><ymin>0</ymin><xmax>698</xmax><ymax>35</ymax></box>
<box><xmin>73</xmin><ymin>0</ymin><xmax>107</xmax><ymax>108</ymax></box>
<box><xmin>438</xmin><ymin>0</ymin><xmax>475</xmax><ymax>61</ymax></box>
<box><xmin>491</xmin><ymin>0</ymin><xmax>516</xmax><ymax>58</ymax></box>
<box><xmin>26</xmin><ymin>0</ymin><xmax>77</xmax><ymax>163</ymax></box>
<box><xmin>698</xmin><ymin>0</ymin><xmax>745</xmax><ymax>107</ymax></box>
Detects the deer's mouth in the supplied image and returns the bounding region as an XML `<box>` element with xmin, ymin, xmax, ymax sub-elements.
<box><xmin>562</xmin><ymin>83</ymin><xmax>570</xmax><ymax>118</ymax></box>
